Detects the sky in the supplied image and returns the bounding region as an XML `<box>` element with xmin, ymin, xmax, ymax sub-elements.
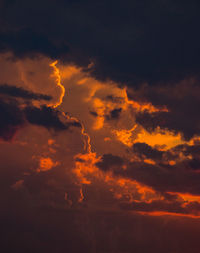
<box><xmin>1</xmin><ymin>0</ymin><xmax>200</xmax><ymax>252</ymax></box>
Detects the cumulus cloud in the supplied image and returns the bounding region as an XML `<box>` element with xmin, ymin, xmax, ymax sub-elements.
<box><xmin>1</xmin><ymin>1</ymin><xmax>200</xmax><ymax>252</ymax></box>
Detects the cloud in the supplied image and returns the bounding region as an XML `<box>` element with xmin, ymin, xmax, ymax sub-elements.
<box><xmin>132</xmin><ymin>142</ymin><xmax>163</xmax><ymax>160</ymax></box>
<box><xmin>95</xmin><ymin>153</ymin><xmax>124</xmax><ymax>171</ymax></box>
<box><xmin>0</xmin><ymin>99</ymin><xmax>24</xmax><ymax>141</ymax></box>
<box><xmin>126</xmin><ymin>80</ymin><xmax>200</xmax><ymax>140</ymax></box>
<box><xmin>96</xmin><ymin>140</ymin><xmax>200</xmax><ymax>196</ymax></box>
<box><xmin>0</xmin><ymin>84</ymin><xmax>52</xmax><ymax>100</ymax></box>
<box><xmin>24</xmin><ymin>105</ymin><xmax>81</xmax><ymax>131</ymax></box>
<box><xmin>0</xmin><ymin>90</ymin><xmax>80</xmax><ymax>141</ymax></box>
<box><xmin>1</xmin><ymin>0</ymin><xmax>200</xmax><ymax>86</ymax></box>
<box><xmin>1</xmin><ymin>2</ymin><xmax>200</xmax><ymax>251</ymax></box>
<box><xmin>0</xmin><ymin>28</ymin><xmax>69</xmax><ymax>60</ymax></box>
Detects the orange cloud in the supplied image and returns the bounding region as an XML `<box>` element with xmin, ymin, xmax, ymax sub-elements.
<box><xmin>138</xmin><ymin>211</ymin><xmax>200</xmax><ymax>219</ymax></box>
<box><xmin>37</xmin><ymin>157</ymin><xmax>59</xmax><ymax>172</ymax></box>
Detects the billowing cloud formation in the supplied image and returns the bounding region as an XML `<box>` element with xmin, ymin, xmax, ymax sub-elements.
<box><xmin>0</xmin><ymin>87</ymin><xmax>80</xmax><ymax>141</ymax></box>
<box><xmin>128</xmin><ymin>81</ymin><xmax>200</xmax><ymax>140</ymax></box>
<box><xmin>1</xmin><ymin>2</ymin><xmax>200</xmax><ymax>252</ymax></box>
<box><xmin>1</xmin><ymin>0</ymin><xmax>200</xmax><ymax>86</ymax></box>
<box><xmin>96</xmin><ymin>141</ymin><xmax>200</xmax><ymax>197</ymax></box>
<box><xmin>0</xmin><ymin>28</ymin><xmax>69</xmax><ymax>59</ymax></box>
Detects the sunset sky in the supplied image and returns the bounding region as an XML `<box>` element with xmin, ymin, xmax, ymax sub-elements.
<box><xmin>1</xmin><ymin>1</ymin><xmax>200</xmax><ymax>252</ymax></box>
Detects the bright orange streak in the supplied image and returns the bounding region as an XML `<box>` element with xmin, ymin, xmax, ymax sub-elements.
<box><xmin>167</xmin><ymin>192</ymin><xmax>200</xmax><ymax>203</ymax></box>
<box><xmin>122</xmin><ymin>88</ymin><xmax>168</xmax><ymax>113</ymax></box>
<box><xmin>112</xmin><ymin>125</ymin><xmax>137</xmax><ymax>147</ymax></box>
<box><xmin>138</xmin><ymin>211</ymin><xmax>200</xmax><ymax>219</ymax></box>
<box><xmin>50</xmin><ymin>60</ymin><xmax>65</xmax><ymax>108</ymax></box>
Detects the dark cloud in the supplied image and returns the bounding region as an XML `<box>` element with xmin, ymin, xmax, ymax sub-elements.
<box><xmin>90</xmin><ymin>108</ymin><xmax>122</xmax><ymax>120</ymax></box>
<box><xmin>2</xmin><ymin>195</ymin><xmax>200</xmax><ymax>253</ymax></box>
<box><xmin>96</xmin><ymin>141</ymin><xmax>200</xmax><ymax>195</ymax></box>
<box><xmin>89</xmin><ymin>111</ymin><xmax>98</xmax><ymax>117</ymax></box>
<box><xmin>120</xmin><ymin>199</ymin><xmax>200</xmax><ymax>217</ymax></box>
<box><xmin>106</xmin><ymin>108</ymin><xmax>122</xmax><ymax>120</ymax></box>
<box><xmin>96</xmin><ymin>153</ymin><xmax>124</xmax><ymax>171</ymax></box>
<box><xmin>0</xmin><ymin>99</ymin><xmax>24</xmax><ymax>141</ymax></box>
<box><xmin>0</xmin><ymin>0</ymin><xmax>200</xmax><ymax>86</ymax></box>
<box><xmin>124</xmin><ymin>161</ymin><xmax>200</xmax><ymax>194</ymax></box>
<box><xmin>0</xmin><ymin>93</ymin><xmax>80</xmax><ymax>141</ymax></box>
<box><xmin>0</xmin><ymin>84</ymin><xmax>52</xmax><ymax>100</ymax></box>
<box><xmin>24</xmin><ymin>106</ymin><xmax>81</xmax><ymax>131</ymax></box>
<box><xmin>128</xmin><ymin>81</ymin><xmax>200</xmax><ymax>140</ymax></box>
<box><xmin>133</xmin><ymin>142</ymin><xmax>163</xmax><ymax>160</ymax></box>
<box><xmin>0</xmin><ymin>28</ymin><xmax>69</xmax><ymax>60</ymax></box>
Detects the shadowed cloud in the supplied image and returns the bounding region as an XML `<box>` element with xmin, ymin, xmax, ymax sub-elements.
<box><xmin>0</xmin><ymin>84</ymin><xmax>52</xmax><ymax>100</ymax></box>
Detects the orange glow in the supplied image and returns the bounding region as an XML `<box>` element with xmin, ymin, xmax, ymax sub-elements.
<box><xmin>135</xmin><ymin>128</ymin><xmax>184</xmax><ymax>150</ymax></box>
<box><xmin>105</xmin><ymin>175</ymin><xmax>163</xmax><ymax>203</ymax></box>
<box><xmin>73</xmin><ymin>152</ymin><xmax>101</xmax><ymax>184</ymax></box>
<box><xmin>144</xmin><ymin>159</ymin><xmax>156</xmax><ymax>165</ymax></box>
<box><xmin>112</xmin><ymin>125</ymin><xmax>137</xmax><ymax>147</ymax></box>
<box><xmin>60</xmin><ymin>65</ymin><xmax>80</xmax><ymax>79</ymax></box>
<box><xmin>92</xmin><ymin>98</ymin><xmax>105</xmax><ymax>130</ymax></box>
<box><xmin>167</xmin><ymin>192</ymin><xmax>200</xmax><ymax>203</ymax></box>
<box><xmin>138</xmin><ymin>211</ymin><xmax>200</xmax><ymax>219</ymax></box>
<box><xmin>169</xmin><ymin>160</ymin><xmax>176</xmax><ymax>166</ymax></box>
<box><xmin>77</xmin><ymin>77</ymin><xmax>89</xmax><ymax>85</ymax></box>
<box><xmin>122</xmin><ymin>88</ymin><xmax>168</xmax><ymax>113</ymax></box>
<box><xmin>113</xmin><ymin>126</ymin><xmax>184</xmax><ymax>150</ymax></box>
<box><xmin>104</xmin><ymin>137</ymin><xmax>111</xmax><ymax>142</ymax></box>
<box><xmin>47</xmin><ymin>61</ymin><xmax>197</xmax><ymax>214</ymax></box>
<box><xmin>37</xmin><ymin>157</ymin><xmax>58</xmax><ymax>172</ymax></box>
<box><xmin>49</xmin><ymin>60</ymin><xmax>65</xmax><ymax>108</ymax></box>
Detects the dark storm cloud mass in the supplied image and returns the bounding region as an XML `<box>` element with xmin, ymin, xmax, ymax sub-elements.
<box><xmin>0</xmin><ymin>28</ymin><xmax>69</xmax><ymax>59</ymax></box>
<box><xmin>1</xmin><ymin>0</ymin><xmax>200</xmax><ymax>85</ymax></box>
<box><xmin>24</xmin><ymin>106</ymin><xmax>81</xmax><ymax>131</ymax></box>
<box><xmin>96</xmin><ymin>142</ymin><xmax>200</xmax><ymax>195</ymax></box>
<box><xmin>131</xmin><ymin>81</ymin><xmax>200</xmax><ymax>140</ymax></box>
<box><xmin>133</xmin><ymin>142</ymin><xmax>163</xmax><ymax>160</ymax></box>
<box><xmin>0</xmin><ymin>99</ymin><xmax>24</xmax><ymax>141</ymax></box>
<box><xmin>0</xmin><ymin>84</ymin><xmax>52</xmax><ymax>100</ymax></box>
<box><xmin>0</xmin><ymin>93</ymin><xmax>80</xmax><ymax>141</ymax></box>
<box><xmin>96</xmin><ymin>153</ymin><xmax>124</xmax><ymax>171</ymax></box>
<box><xmin>1</xmin><ymin>0</ymin><xmax>199</xmax><ymax>140</ymax></box>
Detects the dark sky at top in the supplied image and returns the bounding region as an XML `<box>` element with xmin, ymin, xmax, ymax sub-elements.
<box><xmin>1</xmin><ymin>1</ymin><xmax>200</xmax><ymax>253</ymax></box>
<box><xmin>1</xmin><ymin>0</ymin><xmax>200</xmax><ymax>85</ymax></box>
